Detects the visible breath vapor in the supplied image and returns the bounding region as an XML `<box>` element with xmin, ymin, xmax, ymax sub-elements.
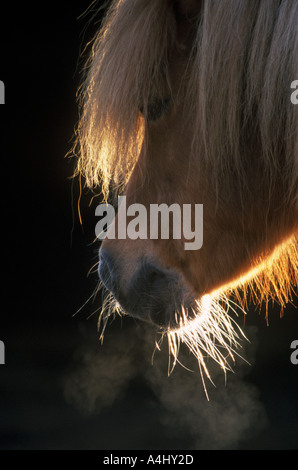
<box><xmin>144</xmin><ymin>325</ymin><xmax>268</xmax><ymax>450</ymax></box>
<box><xmin>96</xmin><ymin>286</ymin><xmax>251</xmax><ymax>400</ymax></box>
<box><xmin>64</xmin><ymin>322</ymin><xmax>268</xmax><ymax>449</ymax></box>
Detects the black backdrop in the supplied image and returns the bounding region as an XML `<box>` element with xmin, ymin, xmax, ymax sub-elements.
<box><xmin>0</xmin><ymin>1</ymin><xmax>297</xmax><ymax>450</ymax></box>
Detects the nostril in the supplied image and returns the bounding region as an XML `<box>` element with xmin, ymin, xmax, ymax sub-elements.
<box><xmin>98</xmin><ymin>249</ymin><xmax>118</xmax><ymax>295</ymax></box>
<box><xmin>147</xmin><ymin>268</ymin><xmax>167</xmax><ymax>292</ymax></box>
<box><xmin>133</xmin><ymin>264</ymin><xmax>173</xmax><ymax>326</ymax></box>
<box><xmin>136</xmin><ymin>264</ymin><xmax>169</xmax><ymax>300</ymax></box>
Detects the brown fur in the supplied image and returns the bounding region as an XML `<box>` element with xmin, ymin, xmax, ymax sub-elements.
<box><xmin>73</xmin><ymin>0</ymin><xmax>298</xmax><ymax>316</ymax></box>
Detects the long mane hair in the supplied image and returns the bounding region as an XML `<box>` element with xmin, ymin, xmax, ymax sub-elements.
<box><xmin>73</xmin><ymin>0</ymin><xmax>298</xmax><ymax>316</ymax></box>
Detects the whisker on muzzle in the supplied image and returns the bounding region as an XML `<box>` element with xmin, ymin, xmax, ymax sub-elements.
<box><xmin>97</xmin><ymin>287</ymin><xmax>249</xmax><ymax>399</ymax></box>
<box><xmin>164</xmin><ymin>293</ymin><xmax>249</xmax><ymax>399</ymax></box>
<box><xmin>97</xmin><ymin>289</ymin><xmax>124</xmax><ymax>343</ymax></box>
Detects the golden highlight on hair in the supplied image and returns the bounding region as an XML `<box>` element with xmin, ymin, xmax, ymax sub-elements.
<box><xmin>222</xmin><ymin>234</ymin><xmax>298</xmax><ymax>321</ymax></box>
<box><xmin>74</xmin><ymin>0</ymin><xmax>176</xmax><ymax>199</ymax></box>
<box><xmin>73</xmin><ymin>0</ymin><xmax>298</xmax><ymax>374</ymax></box>
<box><xmin>74</xmin><ymin>0</ymin><xmax>298</xmax><ymax>203</ymax></box>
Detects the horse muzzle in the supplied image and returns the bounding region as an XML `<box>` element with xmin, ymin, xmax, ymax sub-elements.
<box><xmin>98</xmin><ymin>247</ymin><xmax>195</xmax><ymax>329</ymax></box>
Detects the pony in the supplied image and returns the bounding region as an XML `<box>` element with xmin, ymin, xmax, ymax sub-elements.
<box><xmin>73</xmin><ymin>0</ymin><xmax>298</xmax><ymax>386</ymax></box>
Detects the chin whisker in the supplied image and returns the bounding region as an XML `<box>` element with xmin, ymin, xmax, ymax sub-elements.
<box><xmin>97</xmin><ymin>290</ymin><xmax>123</xmax><ymax>343</ymax></box>
<box><xmin>166</xmin><ymin>294</ymin><xmax>249</xmax><ymax>400</ymax></box>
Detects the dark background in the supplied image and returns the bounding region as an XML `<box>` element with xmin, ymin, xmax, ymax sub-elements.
<box><xmin>0</xmin><ymin>1</ymin><xmax>297</xmax><ymax>450</ymax></box>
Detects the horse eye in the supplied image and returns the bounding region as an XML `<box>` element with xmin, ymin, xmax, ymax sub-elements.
<box><xmin>139</xmin><ymin>98</ymin><xmax>170</xmax><ymax>121</ymax></box>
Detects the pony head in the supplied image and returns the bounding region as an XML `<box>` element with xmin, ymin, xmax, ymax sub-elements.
<box><xmin>74</xmin><ymin>0</ymin><xmax>298</xmax><ymax>379</ymax></box>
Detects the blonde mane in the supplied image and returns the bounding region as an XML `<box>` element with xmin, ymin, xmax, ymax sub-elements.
<box><xmin>74</xmin><ymin>0</ymin><xmax>298</xmax><ymax>200</ymax></box>
<box><xmin>73</xmin><ymin>0</ymin><xmax>298</xmax><ymax>313</ymax></box>
<box><xmin>75</xmin><ymin>0</ymin><xmax>176</xmax><ymax>198</ymax></box>
<box><xmin>224</xmin><ymin>235</ymin><xmax>298</xmax><ymax>321</ymax></box>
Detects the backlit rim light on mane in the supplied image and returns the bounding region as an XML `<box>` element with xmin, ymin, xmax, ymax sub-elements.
<box><xmin>225</xmin><ymin>235</ymin><xmax>298</xmax><ymax>320</ymax></box>
<box><xmin>73</xmin><ymin>0</ymin><xmax>298</xmax><ymax>399</ymax></box>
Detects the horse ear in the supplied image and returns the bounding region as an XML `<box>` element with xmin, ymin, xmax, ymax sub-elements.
<box><xmin>173</xmin><ymin>0</ymin><xmax>202</xmax><ymax>17</ymax></box>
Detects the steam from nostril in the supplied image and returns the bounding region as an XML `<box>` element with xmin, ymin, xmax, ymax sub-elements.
<box><xmin>64</xmin><ymin>325</ymin><xmax>268</xmax><ymax>449</ymax></box>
